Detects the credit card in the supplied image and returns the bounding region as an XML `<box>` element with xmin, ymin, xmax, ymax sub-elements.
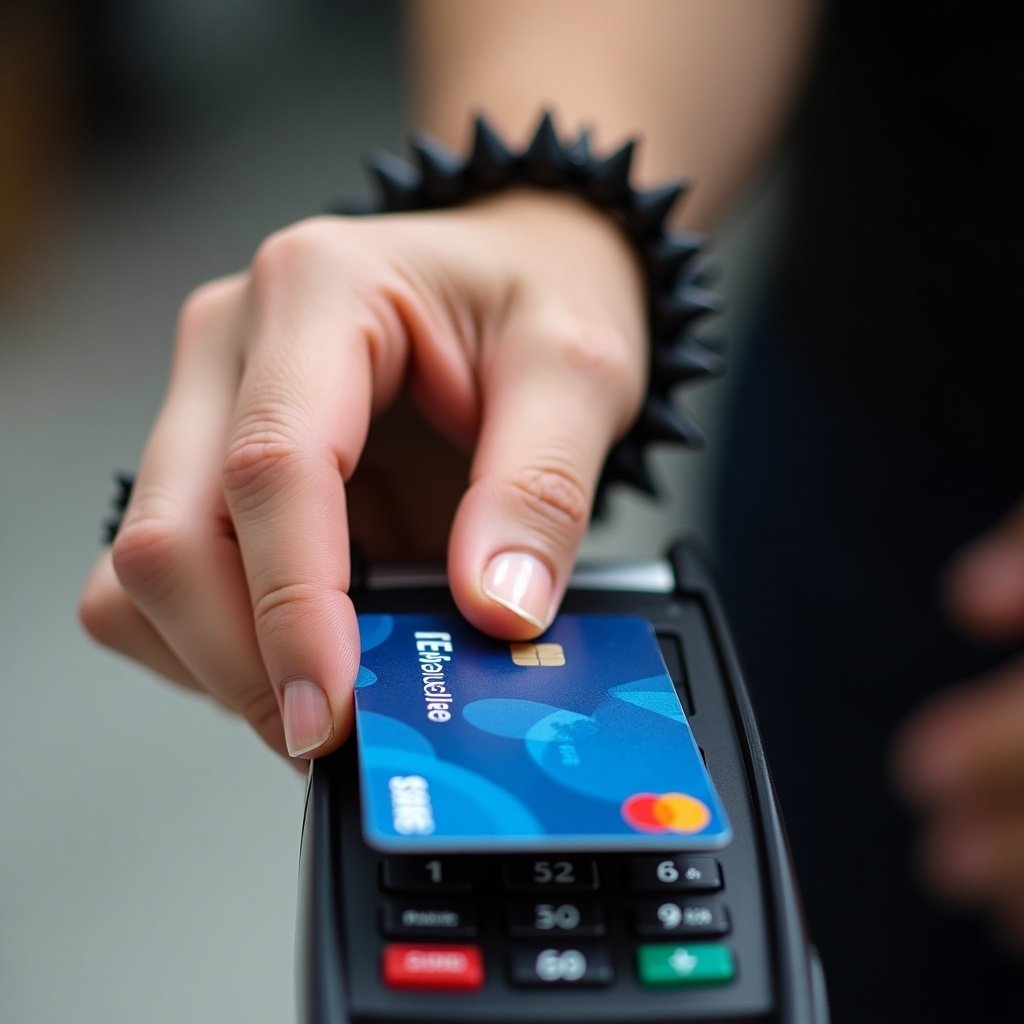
<box><xmin>353</xmin><ymin>612</ymin><xmax>732</xmax><ymax>852</ymax></box>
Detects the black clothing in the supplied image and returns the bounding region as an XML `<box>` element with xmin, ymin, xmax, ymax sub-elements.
<box><xmin>716</xmin><ymin>331</ymin><xmax>1023</xmax><ymax>1024</ymax></box>
<box><xmin>773</xmin><ymin>1</ymin><xmax>1023</xmax><ymax>485</ymax></box>
<box><xmin>714</xmin><ymin>3</ymin><xmax>1024</xmax><ymax>1021</ymax></box>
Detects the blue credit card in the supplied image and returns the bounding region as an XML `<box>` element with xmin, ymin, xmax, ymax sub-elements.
<box><xmin>353</xmin><ymin>613</ymin><xmax>732</xmax><ymax>852</ymax></box>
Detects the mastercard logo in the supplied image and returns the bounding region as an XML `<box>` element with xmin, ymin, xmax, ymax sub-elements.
<box><xmin>622</xmin><ymin>792</ymin><xmax>711</xmax><ymax>834</ymax></box>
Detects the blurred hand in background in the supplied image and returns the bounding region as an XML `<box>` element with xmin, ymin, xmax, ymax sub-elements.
<box><xmin>896</xmin><ymin>499</ymin><xmax>1024</xmax><ymax>945</ymax></box>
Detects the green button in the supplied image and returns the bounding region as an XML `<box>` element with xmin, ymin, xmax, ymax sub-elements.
<box><xmin>637</xmin><ymin>943</ymin><xmax>735</xmax><ymax>987</ymax></box>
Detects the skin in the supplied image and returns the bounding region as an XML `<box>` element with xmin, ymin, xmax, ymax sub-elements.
<box><xmin>893</xmin><ymin>502</ymin><xmax>1024</xmax><ymax>947</ymax></box>
<box><xmin>411</xmin><ymin>0</ymin><xmax>819</xmax><ymax>228</ymax></box>
<box><xmin>79</xmin><ymin>0</ymin><xmax>818</xmax><ymax>760</ymax></box>
<box><xmin>80</xmin><ymin>192</ymin><xmax>650</xmax><ymax>757</ymax></box>
<box><xmin>80</xmin><ymin>0</ymin><xmax>1024</xmax><ymax>949</ymax></box>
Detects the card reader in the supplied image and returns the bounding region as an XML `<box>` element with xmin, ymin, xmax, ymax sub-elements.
<box><xmin>296</xmin><ymin>540</ymin><xmax>829</xmax><ymax>1023</ymax></box>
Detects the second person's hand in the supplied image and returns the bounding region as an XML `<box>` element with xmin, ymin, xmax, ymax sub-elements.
<box><xmin>895</xmin><ymin>499</ymin><xmax>1024</xmax><ymax>945</ymax></box>
<box><xmin>79</xmin><ymin>189</ymin><xmax>647</xmax><ymax>761</ymax></box>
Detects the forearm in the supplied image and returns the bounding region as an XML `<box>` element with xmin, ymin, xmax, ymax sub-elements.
<box><xmin>409</xmin><ymin>0</ymin><xmax>820</xmax><ymax>232</ymax></box>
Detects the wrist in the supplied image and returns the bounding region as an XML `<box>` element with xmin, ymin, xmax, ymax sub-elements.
<box><xmin>458</xmin><ymin>187</ymin><xmax>645</xmax><ymax>310</ymax></box>
<box><xmin>337</xmin><ymin>111</ymin><xmax>724</xmax><ymax>499</ymax></box>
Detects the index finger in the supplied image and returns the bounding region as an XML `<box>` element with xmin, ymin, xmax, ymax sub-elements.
<box><xmin>224</xmin><ymin>223</ymin><xmax>410</xmax><ymax>757</ymax></box>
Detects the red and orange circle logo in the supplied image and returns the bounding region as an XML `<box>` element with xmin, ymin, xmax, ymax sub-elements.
<box><xmin>621</xmin><ymin>792</ymin><xmax>711</xmax><ymax>834</ymax></box>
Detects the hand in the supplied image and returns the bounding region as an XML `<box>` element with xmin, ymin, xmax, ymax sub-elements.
<box><xmin>894</xmin><ymin>500</ymin><xmax>1024</xmax><ymax>944</ymax></box>
<box><xmin>78</xmin><ymin>191</ymin><xmax>647</xmax><ymax>760</ymax></box>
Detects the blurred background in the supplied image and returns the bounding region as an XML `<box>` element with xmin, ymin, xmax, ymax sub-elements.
<box><xmin>0</xmin><ymin>2</ymin><xmax>779</xmax><ymax>1021</ymax></box>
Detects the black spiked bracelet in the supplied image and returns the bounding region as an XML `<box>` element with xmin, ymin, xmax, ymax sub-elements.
<box><xmin>103</xmin><ymin>111</ymin><xmax>722</xmax><ymax>542</ymax></box>
<box><xmin>334</xmin><ymin>110</ymin><xmax>724</xmax><ymax>502</ymax></box>
<box><xmin>103</xmin><ymin>471</ymin><xmax>135</xmax><ymax>544</ymax></box>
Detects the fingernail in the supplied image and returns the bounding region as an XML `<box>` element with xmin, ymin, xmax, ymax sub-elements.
<box><xmin>282</xmin><ymin>678</ymin><xmax>333</xmax><ymax>757</ymax></box>
<box><xmin>482</xmin><ymin>551</ymin><xmax>553</xmax><ymax>629</ymax></box>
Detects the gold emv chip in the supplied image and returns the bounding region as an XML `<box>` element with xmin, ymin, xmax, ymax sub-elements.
<box><xmin>509</xmin><ymin>642</ymin><xmax>566</xmax><ymax>667</ymax></box>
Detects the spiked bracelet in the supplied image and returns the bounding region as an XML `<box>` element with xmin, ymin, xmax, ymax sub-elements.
<box><xmin>335</xmin><ymin>111</ymin><xmax>724</xmax><ymax>502</ymax></box>
<box><xmin>104</xmin><ymin>112</ymin><xmax>722</xmax><ymax>543</ymax></box>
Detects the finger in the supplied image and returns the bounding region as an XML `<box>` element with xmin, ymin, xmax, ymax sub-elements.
<box><xmin>962</xmin><ymin>817</ymin><xmax>1024</xmax><ymax>955</ymax></box>
<box><xmin>81</xmin><ymin>552</ymin><xmax>306</xmax><ymax>780</ymax></box>
<box><xmin>223</xmin><ymin>222</ymin><xmax>411</xmax><ymax>758</ymax></box>
<box><xmin>447</xmin><ymin>302</ymin><xmax>645</xmax><ymax>637</ymax></box>
<box><xmin>79</xmin><ymin>552</ymin><xmax>203</xmax><ymax>692</ymax></box>
<box><xmin>922</xmin><ymin>803</ymin><xmax>1024</xmax><ymax>914</ymax></box>
<box><xmin>111</xmin><ymin>276</ymin><xmax>291</xmax><ymax>754</ymax></box>
<box><xmin>920</xmin><ymin>805</ymin><xmax>1000</xmax><ymax>905</ymax></box>
<box><xmin>894</xmin><ymin>656</ymin><xmax>1024</xmax><ymax>804</ymax></box>
<box><xmin>994</xmin><ymin>899</ymin><xmax>1024</xmax><ymax>954</ymax></box>
<box><xmin>946</xmin><ymin>500</ymin><xmax>1024</xmax><ymax>642</ymax></box>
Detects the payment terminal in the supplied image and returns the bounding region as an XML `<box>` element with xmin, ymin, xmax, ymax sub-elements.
<box><xmin>296</xmin><ymin>540</ymin><xmax>829</xmax><ymax>1023</ymax></box>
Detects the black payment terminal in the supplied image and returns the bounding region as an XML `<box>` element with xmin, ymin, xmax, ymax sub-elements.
<box><xmin>296</xmin><ymin>540</ymin><xmax>830</xmax><ymax>1023</ymax></box>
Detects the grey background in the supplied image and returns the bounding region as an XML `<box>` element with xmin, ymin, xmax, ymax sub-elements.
<box><xmin>0</xmin><ymin>4</ymin><xmax>780</xmax><ymax>1021</ymax></box>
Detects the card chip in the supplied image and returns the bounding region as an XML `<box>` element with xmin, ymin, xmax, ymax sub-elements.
<box><xmin>510</xmin><ymin>642</ymin><xmax>566</xmax><ymax>667</ymax></box>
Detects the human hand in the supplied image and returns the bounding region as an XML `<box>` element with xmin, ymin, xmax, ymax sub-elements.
<box><xmin>78</xmin><ymin>190</ymin><xmax>647</xmax><ymax>760</ymax></box>
<box><xmin>894</xmin><ymin>500</ymin><xmax>1024</xmax><ymax>944</ymax></box>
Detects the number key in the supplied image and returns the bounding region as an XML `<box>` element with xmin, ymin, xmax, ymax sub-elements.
<box><xmin>509</xmin><ymin>946</ymin><xmax>613</xmax><ymax>987</ymax></box>
<box><xmin>503</xmin><ymin>857</ymin><xmax>599</xmax><ymax>892</ymax></box>
<box><xmin>634</xmin><ymin>900</ymin><xmax>730</xmax><ymax>938</ymax></box>
<box><xmin>506</xmin><ymin>900</ymin><xmax>606</xmax><ymax>938</ymax></box>
<box><xmin>381</xmin><ymin>857</ymin><xmax>475</xmax><ymax>893</ymax></box>
<box><xmin>629</xmin><ymin>856</ymin><xmax>722</xmax><ymax>892</ymax></box>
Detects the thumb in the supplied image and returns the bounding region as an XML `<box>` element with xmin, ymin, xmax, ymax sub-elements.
<box><xmin>945</xmin><ymin>500</ymin><xmax>1024</xmax><ymax>642</ymax></box>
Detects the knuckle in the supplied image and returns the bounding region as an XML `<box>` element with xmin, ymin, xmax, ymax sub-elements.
<box><xmin>504</xmin><ymin>463</ymin><xmax>591</xmax><ymax>541</ymax></box>
<box><xmin>545</xmin><ymin>315</ymin><xmax>642</xmax><ymax>400</ymax></box>
<box><xmin>110</xmin><ymin>513</ymin><xmax>186</xmax><ymax>605</ymax></box>
<box><xmin>176</xmin><ymin>279</ymin><xmax>231</xmax><ymax>341</ymax></box>
<box><xmin>250</xmin><ymin>218</ymin><xmax>336</xmax><ymax>297</ymax></box>
<box><xmin>77</xmin><ymin>582</ymin><xmax>121</xmax><ymax>647</ymax></box>
<box><xmin>222</xmin><ymin>424</ymin><xmax>306</xmax><ymax>511</ymax></box>
<box><xmin>251</xmin><ymin>580</ymin><xmax>320</xmax><ymax>645</ymax></box>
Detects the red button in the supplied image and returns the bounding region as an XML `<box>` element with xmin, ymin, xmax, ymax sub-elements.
<box><xmin>382</xmin><ymin>943</ymin><xmax>484</xmax><ymax>991</ymax></box>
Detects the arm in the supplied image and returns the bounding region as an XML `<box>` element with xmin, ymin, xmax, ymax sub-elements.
<box><xmin>411</xmin><ymin>0</ymin><xmax>819</xmax><ymax>230</ymax></box>
<box><xmin>80</xmin><ymin>1</ymin><xmax>819</xmax><ymax>764</ymax></box>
